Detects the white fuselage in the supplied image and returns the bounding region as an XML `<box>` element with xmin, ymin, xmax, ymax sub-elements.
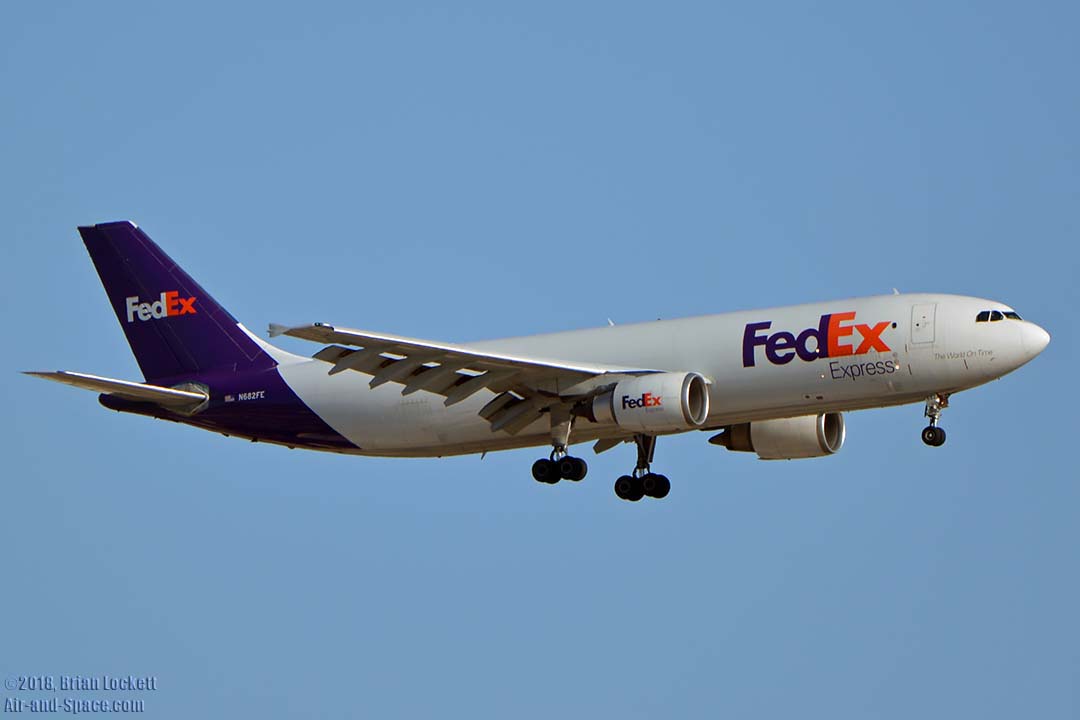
<box><xmin>261</xmin><ymin>293</ymin><xmax>1048</xmax><ymax>457</ymax></box>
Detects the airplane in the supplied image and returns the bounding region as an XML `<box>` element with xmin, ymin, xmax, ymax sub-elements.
<box><xmin>26</xmin><ymin>221</ymin><xmax>1050</xmax><ymax>501</ymax></box>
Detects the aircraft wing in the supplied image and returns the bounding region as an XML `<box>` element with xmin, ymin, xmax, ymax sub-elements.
<box><xmin>24</xmin><ymin>371</ymin><xmax>208</xmax><ymax>410</ymax></box>
<box><xmin>269</xmin><ymin>322</ymin><xmax>657</xmax><ymax>435</ymax></box>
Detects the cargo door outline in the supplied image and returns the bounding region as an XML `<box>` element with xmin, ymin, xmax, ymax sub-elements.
<box><xmin>911</xmin><ymin>303</ymin><xmax>936</xmax><ymax>345</ymax></box>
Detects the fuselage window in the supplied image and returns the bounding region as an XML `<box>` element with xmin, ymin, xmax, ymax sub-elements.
<box><xmin>990</xmin><ymin>310</ymin><xmax>1004</xmax><ymax>321</ymax></box>
<box><xmin>976</xmin><ymin>311</ymin><xmax>991</xmax><ymax>322</ymax></box>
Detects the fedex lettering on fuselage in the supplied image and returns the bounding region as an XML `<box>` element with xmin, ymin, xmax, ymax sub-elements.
<box><xmin>742</xmin><ymin>312</ymin><xmax>892</xmax><ymax>367</ymax></box>
<box><xmin>125</xmin><ymin>292</ymin><xmax>197</xmax><ymax>323</ymax></box>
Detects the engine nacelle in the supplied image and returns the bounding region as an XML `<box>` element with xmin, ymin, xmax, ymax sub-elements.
<box><xmin>589</xmin><ymin>372</ymin><xmax>710</xmax><ymax>433</ymax></box>
<box><xmin>710</xmin><ymin>412</ymin><xmax>845</xmax><ymax>459</ymax></box>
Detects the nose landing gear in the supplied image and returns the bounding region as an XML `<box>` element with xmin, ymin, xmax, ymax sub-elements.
<box><xmin>921</xmin><ymin>393</ymin><xmax>950</xmax><ymax>447</ymax></box>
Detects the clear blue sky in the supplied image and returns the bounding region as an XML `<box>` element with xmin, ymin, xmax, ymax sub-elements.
<box><xmin>2</xmin><ymin>2</ymin><xmax>1078</xmax><ymax>717</ymax></box>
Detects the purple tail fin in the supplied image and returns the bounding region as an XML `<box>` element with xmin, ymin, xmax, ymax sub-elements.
<box><xmin>79</xmin><ymin>221</ymin><xmax>274</xmax><ymax>382</ymax></box>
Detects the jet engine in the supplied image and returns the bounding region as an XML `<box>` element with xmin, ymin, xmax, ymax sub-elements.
<box><xmin>587</xmin><ymin>372</ymin><xmax>710</xmax><ymax>433</ymax></box>
<box><xmin>709</xmin><ymin>412</ymin><xmax>845</xmax><ymax>459</ymax></box>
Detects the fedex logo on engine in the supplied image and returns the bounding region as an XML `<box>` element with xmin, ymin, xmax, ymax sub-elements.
<box><xmin>125</xmin><ymin>292</ymin><xmax>197</xmax><ymax>323</ymax></box>
<box><xmin>622</xmin><ymin>392</ymin><xmax>662</xmax><ymax>410</ymax></box>
<box><xmin>742</xmin><ymin>312</ymin><xmax>892</xmax><ymax>367</ymax></box>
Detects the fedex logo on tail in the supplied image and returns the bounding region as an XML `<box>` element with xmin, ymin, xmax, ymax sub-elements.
<box><xmin>743</xmin><ymin>312</ymin><xmax>892</xmax><ymax>367</ymax></box>
<box><xmin>125</xmin><ymin>292</ymin><xmax>197</xmax><ymax>323</ymax></box>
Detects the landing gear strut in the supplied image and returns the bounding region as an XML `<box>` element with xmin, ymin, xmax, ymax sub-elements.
<box><xmin>614</xmin><ymin>434</ymin><xmax>670</xmax><ymax>502</ymax></box>
<box><xmin>531</xmin><ymin>411</ymin><xmax>588</xmax><ymax>484</ymax></box>
<box><xmin>921</xmin><ymin>393</ymin><xmax>949</xmax><ymax>447</ymax></box>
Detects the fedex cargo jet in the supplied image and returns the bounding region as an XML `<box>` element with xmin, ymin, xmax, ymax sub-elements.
<box><xmin>27</xmin><ymin>222</ymin><xmax>1050</xmax><ymax>501</ymax></box>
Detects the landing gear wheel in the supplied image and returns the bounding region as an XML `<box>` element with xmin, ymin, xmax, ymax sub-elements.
<box><xmin>614</xmin><ymin>475</ymin><xmax>644</xmax><ymax>502</ymax></box>
<box><xmin>643</xmin><ymin>473</ymin><xmax>670</xmax><ymax>499</ymax></box>
<box><xmin>532</xmin><ymin>458</ymin><xmax>560</xmax><ymax>483</ymax></box>
<box><xmin>614</xmin><ymin>435</ymin><xmax>671</xmax><ymax>501</ymax></box>
<box><xmin>921</xmin><ymin>426</ymin><xmax>946</xmax><ymax>447</ymax></box>
<box><xmin>558</xmin><ymin>456</ymin><xmax>588</xmax><ymax>482</ymax></box>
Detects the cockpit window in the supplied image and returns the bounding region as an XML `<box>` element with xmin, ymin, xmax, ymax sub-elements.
<box><xmin>976</xmin><ymin>309</ymin><xmax>1022</xmax><ymax>322</ymax></box>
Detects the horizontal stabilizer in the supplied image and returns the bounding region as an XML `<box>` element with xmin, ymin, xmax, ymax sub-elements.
<box><xmin>24</xmin><ymin>371</ymin><xmax>208</xmax><ymax>409</ymax></box>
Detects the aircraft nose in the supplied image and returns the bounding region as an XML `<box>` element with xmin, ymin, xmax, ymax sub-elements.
<box><xmin>1022</xmin><ymin>322</ymin><xmax>1051</xmax><ymax>358</ymax></box>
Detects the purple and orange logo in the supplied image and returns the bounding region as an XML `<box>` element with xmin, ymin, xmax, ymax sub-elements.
<box><xmin>743</xmin><ymin>312</ymin><xmax>891</xmax><ymax>367</ymax></box>
<box><xmin>124</xmin><ymin>291</ymin><xmax>197</xmax><ymax>323</ymax></box>
<box><xmin>622</xmin><ymin>392</ymin><xmax>662</xmax><ymax>409</ymax></box>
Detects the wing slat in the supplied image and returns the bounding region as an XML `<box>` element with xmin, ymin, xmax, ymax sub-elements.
<box><xmin>271</xmin><ymin>323</ymin><xmax>650</xmax><ymax>377</ymax></box>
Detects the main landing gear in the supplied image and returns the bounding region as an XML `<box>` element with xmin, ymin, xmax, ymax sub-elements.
<box><xmin>614</xmin><ymin>434</ymin><xmax>670</xmax><ymax>502</ymax></box>
<box><xmin>531</xmin><ymin>411</ymin><xmax>588</xmax><ymax>484</ymax></box>
<box><xmin>529</xmin><ymin>414</ymin><xmax>671</xmax><ymax>501</ymax></box>
<box><xmin>921</xmin><ymin>393</ymin><xmax>950</xmax><ymax>447</ymax></box>
<box><xmin>531</xmin><ymin>453</ymin><xmax>588</xmax><ymax>483</ymax></box>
